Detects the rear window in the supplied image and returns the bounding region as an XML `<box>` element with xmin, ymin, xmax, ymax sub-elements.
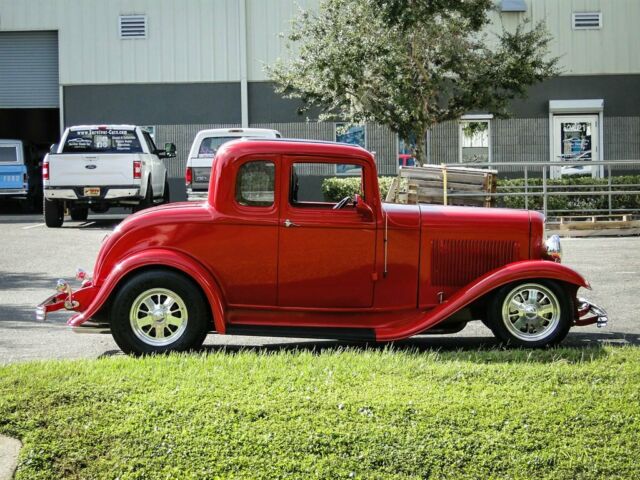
<box><xmin>62</xmin><ymin>129</ymin><xmax>143</xmax><ymax>153</ymax></box>
<box><xmin>198</xmin><ymin>136</ymin><xmax>239</xmax><ymax>157</ymax></box>
<box><xmin>0</xmin><ymin>146</ymin><xmax>18</xmax><ymax>162</ymax></box>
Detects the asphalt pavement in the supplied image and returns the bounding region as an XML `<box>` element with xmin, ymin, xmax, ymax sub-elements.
<box><xmin>0</xmin><ymin>211</ymin><xmax>638</xmax><ymax>364</ymax></box>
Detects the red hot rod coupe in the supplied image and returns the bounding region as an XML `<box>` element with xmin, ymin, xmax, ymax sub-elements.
<box><xmin>37</xmin><ymin>139</ymin><xmax>607</xmax><ymax>354</ymax></box>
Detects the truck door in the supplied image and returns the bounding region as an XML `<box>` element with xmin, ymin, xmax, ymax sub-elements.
<box><xmin>277</xmin><ymin>156</ymin><xmax>377</xmax><ymax>308</ymax></box>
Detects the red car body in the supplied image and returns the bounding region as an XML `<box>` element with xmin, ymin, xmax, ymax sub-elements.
<box><xmin>38</xmin><ymin>139</ymin><xmax>606</xmax><ymax>353</ymax></box>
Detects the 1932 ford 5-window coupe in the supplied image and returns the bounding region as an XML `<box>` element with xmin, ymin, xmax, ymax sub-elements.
<box><xmin>37</xmin><ymin>139</ymin><xmax>607</xmax><ymax>355</ymax></box>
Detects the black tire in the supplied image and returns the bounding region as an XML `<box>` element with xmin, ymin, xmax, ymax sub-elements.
<box><xmin>134</xmin><ymin>182</ymin><xmax>153</xmax><ymax>212</ymax></box>
<box><xmin>70</xmin><ymin>207</ymin><xmax>89</xmax><ymax>221</ymax></box>
<box><xmin>487</xmin><ymin>279</ymin><xmax>573</xmax><ymax>348</ymax></box>
<box><xmin>161</xmin><ymin>177</ymin><xmax>170</xmax><ymax>204</ymax></box>
<box><xmin>43</xmin><ymin>198</ymin><xmax>64</xmax><ymax>228</ymax></box>
<box><xmin>110</xmin><ymin>269</ymin><xmax>210</xmax><ymax>355</ymax></box>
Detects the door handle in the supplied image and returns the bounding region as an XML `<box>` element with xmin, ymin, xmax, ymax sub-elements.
<box><xmin>284</xmin><ymin>219</ymin><xmax>300</xmax><ymax>228</ymax></box>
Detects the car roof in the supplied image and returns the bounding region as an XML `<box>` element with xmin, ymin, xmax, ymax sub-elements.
<box><xmin>67</xmin><ymin>125</ymin><xmax>138</xmax><ymax>131</ymax></box>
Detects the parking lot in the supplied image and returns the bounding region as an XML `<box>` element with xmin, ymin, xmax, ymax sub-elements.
<box><xmin>0</xmin><ymin>211</ymin><xmax>639</xmax><ymax>364</ymax></box>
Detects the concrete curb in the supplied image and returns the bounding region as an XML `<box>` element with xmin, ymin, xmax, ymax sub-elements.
<box><xmin>0</xmin><ymin>435</ymin><xmax>21</xmax><ymax>480</ymax></box>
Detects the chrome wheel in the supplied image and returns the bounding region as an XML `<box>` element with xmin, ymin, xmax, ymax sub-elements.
<box><xmin>129</xmin><ymin>288</ymin><xmax>188</xmax><ymax>347</ymax></box>
<box><xmin>501</xmin><ymin>283</ymin><xmax>561</xmax><ymax>342</ymax></box>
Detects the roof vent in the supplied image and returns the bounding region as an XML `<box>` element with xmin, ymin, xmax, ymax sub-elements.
<box><xmin>572</xmin><ymin>12</ymin><xmax>602</xmax><ymax>30</ymax></box>
<box><xmin>119</xmin><ymin>15</ymin><xmax>147</xmax><ymax>39</ymax></box>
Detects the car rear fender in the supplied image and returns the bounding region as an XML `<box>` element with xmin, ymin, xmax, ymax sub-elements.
<box><xmin>67</xmin><ymin>248</ymin><xmax>226</xmax><ymax>333</ymax></box>
<box><xmin>376</xmin><ymin>260</ymin><xmax>589</xmax><ymax>341</ymax></box>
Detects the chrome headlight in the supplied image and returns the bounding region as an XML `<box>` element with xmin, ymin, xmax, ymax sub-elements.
<box><xmin>545</xmin><ymin>234</ymin><xmax>562</xmax><ymax>263</ymax></box>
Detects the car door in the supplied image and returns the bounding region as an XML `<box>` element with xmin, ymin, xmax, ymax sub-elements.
<box><xmin>277</xmin><ymin>156</ymin><xmax>377</xmax><ymax>308</ymax></box>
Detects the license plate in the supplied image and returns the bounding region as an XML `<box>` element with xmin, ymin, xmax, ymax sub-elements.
<box><xmin>84</xmin><ymin>187</ymin><xmax>100</xmax><ymax>197</ymax></box>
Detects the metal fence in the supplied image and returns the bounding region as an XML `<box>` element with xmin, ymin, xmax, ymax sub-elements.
<box><xmin>450</xmin><ymin>159</ymin><xmax>640</xmax><ymax>218</ymax></box>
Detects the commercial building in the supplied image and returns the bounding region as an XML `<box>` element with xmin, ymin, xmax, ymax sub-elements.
<box><xmin>1</xmin><ymin>0</ymin><xmax>638</xmax><ymax>198</ymax></box>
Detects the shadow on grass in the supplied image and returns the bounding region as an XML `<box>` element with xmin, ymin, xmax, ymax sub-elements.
<box><xmin>96</xmin><ymin>331</ymin><xmax>639</xmax><ymax>363</ymax></box>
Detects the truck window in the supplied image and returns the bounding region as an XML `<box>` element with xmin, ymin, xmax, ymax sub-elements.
<box><xmin>142</xmin><ymin>131</ymin><xmax>158</xmax><ymax>153</ymax></box>
<box><xmin>0</xmin><ymin>145</ymin><xmax>18</xmax><ymax>163</ymax></box>
<box><xmin>62</xmin><ymin>129</ymin><xmax>143</xmax><ymax>154</ymax></box>
<box><xmin>236</xmin><ymin>161</ymin><xmax>275</xmax><ymax>207</ymax></box>
<box><xmin>290</xmin><ymin>162</ymin><xmax>363</xmax><ymax>205</ymax></box>
<box><xmin>198</xmin><ymin>137</ymin><xmax>238</xmax><ymax>157</ymax></box>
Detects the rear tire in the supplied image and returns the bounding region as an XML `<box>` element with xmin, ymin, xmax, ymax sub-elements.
<box><xmin>43</xmin><ymin>198</ymin><xmax>64</xmax><ymax>228</ymax></box>
<box><xmin>133</xmin><ymin>182</ymin><xmax>153</xmax><ymax>212</ymax></box>
<box><xmin>487</xmin><ymin>280</ymin><xmax>573</xmax><ymax>348</ymax></box>
<box><xmin>110</xmin><ymin>269</ymin><xmax>210</xmax><ymax>356</ymax></box>
<box><xmin>70</xmin><ymin>207</ymin><xmax>89</xmax><ymax>221</ymax></box>
<box><xmin>161</xmin><ymin>178</ymin><xmax>170</xmax><ymax>204</ymax></box>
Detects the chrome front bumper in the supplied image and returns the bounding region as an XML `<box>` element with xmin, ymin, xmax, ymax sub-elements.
<box><xmin>575</xmin><ymin>297</ymin><xmax>608</xmax><ymax>328</ymax></box>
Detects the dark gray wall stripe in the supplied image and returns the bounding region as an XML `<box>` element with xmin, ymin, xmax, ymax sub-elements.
<box><xmin>510</xmin><ymin>75</ymin><xmax>640</xmax><ymax>118</ymax></box>
<box><xmin>64</xmin><ymin>83</ymin><xmax>241</xmax><ymax>125</ymax></box>
<box><xmin>0</xmin><ymin>31</ymin><xmax>59</xmax><ymax>108</ymax></box>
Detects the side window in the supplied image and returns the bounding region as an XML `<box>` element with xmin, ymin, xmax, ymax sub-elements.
<box><xmin>236</xmin><ymin>161</ymin><xmax>275</xmax><ymax>207</ymax></box>
<box><xmin>290</xmin><ymin>162</ymin><xmax>363</xmax><ymax>206</ymax></box>
<box><xmin>142</xmin><ymin>131</ymin><xmax>157</xmax><ymax>153</ymax></box>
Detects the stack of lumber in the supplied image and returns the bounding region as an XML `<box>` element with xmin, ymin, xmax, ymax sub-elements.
<box><xmin>385</xmin><ymin>164</ymin><xmax>498</xmax><ymax>207</ymax></box>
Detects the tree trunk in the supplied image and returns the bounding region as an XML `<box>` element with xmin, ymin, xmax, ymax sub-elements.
<box><xmin>409</xmin><ymin>129</ymin><xmax>428</xmax><ymax>166</ymax></box>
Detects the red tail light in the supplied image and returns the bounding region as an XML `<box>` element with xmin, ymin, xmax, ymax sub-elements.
<box><xmin>185</xmin><ymin>167</ymin><xmax>192</xmax><ymax>185</ymax></box>
<box><xmin>133</xmin><ymin>160</ymin><xmax>142</xmax><ymax>179</ymax></box>
<box><xmin>43</xmin><ymin>159</ymin><xmax>49</xmax><ymax>180</ymax></box>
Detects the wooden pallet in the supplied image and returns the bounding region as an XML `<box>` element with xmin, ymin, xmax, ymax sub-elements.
<box><xmin>386</xmin><ymin>165</ymin><xmax>498</xmax><ymax>207</ymax></box>
<box><xmin>547</xmin><ymin>214</ymin><xmax>640</xmax><ymax>232</ymax></box>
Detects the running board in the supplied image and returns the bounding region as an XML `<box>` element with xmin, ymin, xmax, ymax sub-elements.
<box><xmin>225</xmin><ymin>324</ymin><xmax>376</xmax><ymax>342</ymax></box>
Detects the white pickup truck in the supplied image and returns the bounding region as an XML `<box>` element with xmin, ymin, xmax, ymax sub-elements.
<box><xmin>185</xmin><ymin>128</ymin><xmax>280</xmax><ymax>200</ymax></box>
<box><xmin>43</xmin><ymin>125</ymin><xmax>175</xmax><ymax>227</ymax></box>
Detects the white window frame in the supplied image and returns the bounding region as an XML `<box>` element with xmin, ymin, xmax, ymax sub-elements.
<box><xmin>458</xmin><ymin>114</ymin><xmax>493</xmax><ymax>164</ymax></box>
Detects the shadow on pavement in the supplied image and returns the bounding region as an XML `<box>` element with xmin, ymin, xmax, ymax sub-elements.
<box><xmin>96</xmin><ymin>331</ymin><xmax>639</xmax><ymax>363</ymax></box>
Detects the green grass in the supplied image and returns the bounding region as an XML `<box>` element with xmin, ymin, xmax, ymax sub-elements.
<box><xmin>1</xmin><ymin>346</ymin><xmax>639</xmax><ymax>479</ymax></box>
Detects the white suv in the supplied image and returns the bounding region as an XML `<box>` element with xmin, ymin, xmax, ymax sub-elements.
<box><xmin>185</xmin><ymin>128</ymin><xmax>281</xmax><ymax>201</ymax></box>
<box><xmin>43</xmin><ymin>125</ymin><xmax>175</xmax><ymax>227</ymax></box>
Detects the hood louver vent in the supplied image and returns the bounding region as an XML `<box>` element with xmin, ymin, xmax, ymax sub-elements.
<box><xmin>119</xmin><ymin>15</ymin><xmax>147</xmax><ymax>39</ymax></box>
<box><xmin>572</xmin><ymin>12</ymin><xmax>602</xmax><ymax>30</ymax></box>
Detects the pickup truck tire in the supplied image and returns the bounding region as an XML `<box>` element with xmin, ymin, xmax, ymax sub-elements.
<box><xmin>70</xmin><ymin>207</ymin><xmax>89</xmax><ymax>221</ymax></box>
<box><xmin>43</xmin><ymin>198</ymin><xmax>64</xmax><ymax>228</ymax></box>
<box><xmin>110</xmin><ymin>269</ymin><xmax>209</xmax><ymax>356</ymax></box>
<box><xmin>161</xmin><ymin>178</ymin><xmax>170</xmax><ymax>204</ymax></box>
<box><xmin>487</xmin><ymin>280</ymin><xmax>572</xmax><ymax>348</ymax></box>
<box><xmin>133</xmin><ymin>183</ymin><xmax>153</xmax><ymax>212</ymax></box>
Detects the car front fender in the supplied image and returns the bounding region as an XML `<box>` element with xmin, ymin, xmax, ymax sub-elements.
<box><xmin>376</xmin><ymin>260</ymin><xmax>589</xmax><ymax>341</ymax></box>
<box><xmin>67</xmin><ymin>248</ymin><xmax>226</xmax><ymax>333</ymax></box>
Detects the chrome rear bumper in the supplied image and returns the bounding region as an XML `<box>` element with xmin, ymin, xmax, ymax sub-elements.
<box><xmin>575</xmin><ymin>297</ymin><xmax>608</xmax><ymax>328</ymax></box>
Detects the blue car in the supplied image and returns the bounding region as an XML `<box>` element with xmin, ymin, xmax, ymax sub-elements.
<box><xmin>0</xmin><ymin>139</ymin><xmax>43</xmax><ymax>211</ymax></box>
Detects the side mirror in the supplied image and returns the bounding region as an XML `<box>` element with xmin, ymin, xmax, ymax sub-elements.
<box><xmin>355</xmin><ymin>194</ymin><xmax>374</xmax><ymax>221</ymax></box>
<box><xmin>162</xmin><ymin>142</ymin><xmax>177</xmax><ymax>158</ymax></box>
<box><xmin>49</xmin><ymin>143</ymin><xmax>58</xmax><ymax>154</ymax></box>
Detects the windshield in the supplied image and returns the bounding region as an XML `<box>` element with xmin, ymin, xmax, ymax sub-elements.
<box><xmin>62</xmin><ymin>129</ymin><xmax>143</xmax><ymax>154</ymax></box>
<box><xmin>0</xmin><ymin>146</ymin><xmax>18</xmax><ymax>163</ymax></box>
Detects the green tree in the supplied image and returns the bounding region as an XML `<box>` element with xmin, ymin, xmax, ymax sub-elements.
<box><xmin>268</xmin><ymin>0</ymin><xmax>559</xmax><ymax>164</ymax></box>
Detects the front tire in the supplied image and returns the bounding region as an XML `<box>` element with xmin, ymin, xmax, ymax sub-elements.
<box><xmin>161</xmin><ymin>177</ymin><xmax>170</xmax><ymax>204</ymax></box>
<box><xmin>487</xmin><ymin>280</ymin><xmax>572</xmax><ymax>348</ymax></box>
<box><xmin>43</xmin><ymin>198</ymin><xmax>64</xmax><ymax>228</ymax></box>
<box><xmin>110</xmin><ymin>269</ymin><xmax>210</xmax><ymax>355</ymax></box>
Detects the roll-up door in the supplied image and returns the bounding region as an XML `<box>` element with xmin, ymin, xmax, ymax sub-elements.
<box><xmin>0</xmin><ymin>31</ymin><xmax>59</xmax><ymax>108</ymax></box>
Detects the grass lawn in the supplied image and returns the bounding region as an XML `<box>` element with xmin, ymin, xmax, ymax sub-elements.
<box><xmin>1</xmin><ymin>346</ymin><xmax>639</xmax><ymax>479</ymax></box>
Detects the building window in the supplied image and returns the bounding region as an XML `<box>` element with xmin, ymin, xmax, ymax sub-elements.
<box><xmin>119</xmin><ymin>15</ymin><xmax>147</xmax><ymax>39</ymax></box>
<box><xmin>459</xmin><ymin>117</ymin><xmax>491</xmax><ymax>163</ymax></box>
<box><xmin>572</xmin><ymin>12</ymin><xmax>602</xmax><ymax>30</ymax></box>
<box><xmin>236</xmin><ymin>161</ymin><xmax>275</xmax><ymax>207</ymax></box>
<box><xmin>335</xmin><ymin>123</ymin><xmax>365</xmax><ymax>174</ymax></box>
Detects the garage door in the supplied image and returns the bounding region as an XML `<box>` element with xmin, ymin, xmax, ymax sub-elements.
<box><xmin>0</xmin><ymin>31</ymin><xmax>59</xmax><ymax>108</ymax></box>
